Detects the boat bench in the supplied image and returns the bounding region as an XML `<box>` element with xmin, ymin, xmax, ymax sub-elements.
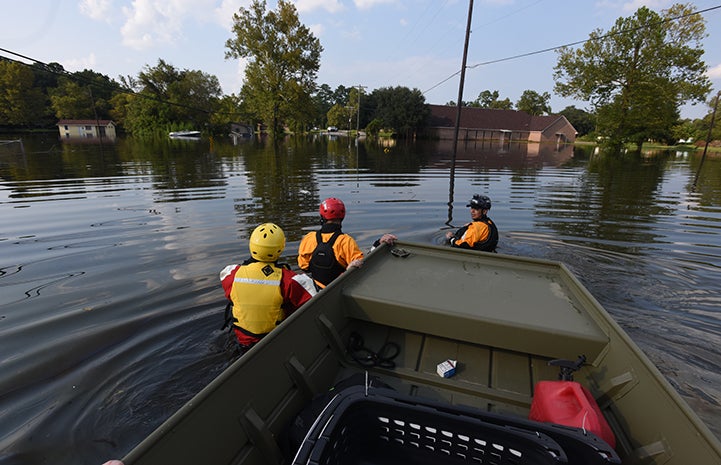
<box><xmin>339</xmin><ymin>250</ymin><xmax>610</xmax><ymax>363</ymax></box>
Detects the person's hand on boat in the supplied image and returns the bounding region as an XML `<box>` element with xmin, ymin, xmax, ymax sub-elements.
<box><xmin>347</xmin><ymin>258</ymin><xmax>364</xmax><ymax>270</ymax></box>
<box><xmin>378</xmin><ymin>233</ymin><xmax>397</xmax><ymax>246</ymax></box>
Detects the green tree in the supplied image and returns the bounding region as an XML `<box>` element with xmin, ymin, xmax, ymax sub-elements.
<box><xmin>0</xmin><ymin>60</ymin><xmax>45</xmax><ymax>127</ymax></box>
<box><xmin>118</xmin><ymin>59</ymin><xmax>222</xmax><ymax>135</ymax></box>
<box><xmin>671</xmin><ymin>119</ymin><xmax>697</xmax><ymax>143</ymax></box>
<box><xmin>332</xmin><ymin>85</ymin><xmax>351</xmax><ymax>106</ymax></box>
<box><xmin>558</xmin><ymin>105</ymin><xmax>596</xmax><ymax>137</ymax></box>
<box><xmin>473</xmin><ymin>90</ymin><xmax>513</xmax><ymax>110</ymax></box>
<box><xmin>326</xmin><ymin>103</ymin><xmax>348</xmax><ymax>128</ymax></box>
<box><xmin>72</xmin><ymin>69</ymin><xmax>123</xmax><ymax>119</ymax></box>
<box><xmin>516</xmin><ymin>90</ymin><xmax>551</xmax><ymax>115</ymax></box>
<box><xmin>554</xmin><ymin>3</ymin><xmax>710</xmax><ymax>150</ymax></box>
<box><xmin>365</xmin><ymin>118</ymin><xmax>383</xmax><ymax>136</ymax></box>
<box><xmin>692</xmin><ymin>92</ymin><xmax>721</xmax><ymax>143</ymax></box>
<box><xmin>368</xmin><ymin>86</ymin><xmax>429</xmax><ymax>138</ymax></box>
<box><xmin>312</xmin><ymin>83</ymin><xmax>335</xmax><ymax>128</ymax></box>
<box><xmin>30</xmin><ymin>62</ymin><xmax>63</xmax><ymax>91</ymax></box>
<box><xmin>49</xmin><ymin>78</ymin><xmax>95</xmax><ymax>119</ymax></box>
<box><xmin>225</xmin><ymin>0</ymin><xmax>322</xmax><ymax>136</ymax></box>
<box><xmin>210</xmin><ymin>93</ymin><xmax>250</xmax><ymax>131</ymax></box>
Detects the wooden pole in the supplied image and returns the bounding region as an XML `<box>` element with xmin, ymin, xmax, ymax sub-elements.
<box><xmin>692</xmin><ymin>91</ymin><xmax>720</xmax><ymax>191</ymax></box>
<box><xmin>701</xmin><ymin>91</ymin><xmax>720</xmax><ymax>161</ymax></box>
<box><xmin>447</xmin><ymin>0</ymin><xmax>474</xmax><ymax>225</ymax></box>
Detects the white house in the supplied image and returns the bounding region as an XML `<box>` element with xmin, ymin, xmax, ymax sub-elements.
<box><xmin>57</xmin><ymin>119</ymin><xmax>117</xmax><ymax>140</ymax></box>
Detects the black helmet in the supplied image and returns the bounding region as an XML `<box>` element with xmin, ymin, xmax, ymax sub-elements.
<box><xmin>467</xmin><ymin>194</ymin><xmax>491</xmax><ymax>210</ymax></box>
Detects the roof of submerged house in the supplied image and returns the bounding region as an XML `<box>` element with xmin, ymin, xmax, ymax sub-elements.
<box><xmin>427</xmin><ymin>104</ymin><xmax>569</xmax><ymax>132</ymax></box>
<box><xmin>57</xmin><ymin>119</ymin><xmax>115</xmax><ymax>126</ymax></box>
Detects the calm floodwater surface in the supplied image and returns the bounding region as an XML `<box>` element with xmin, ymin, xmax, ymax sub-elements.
<box><xmin>1</xmin><ymin>134</ymin><xmax>720</xmax><ymax>465</ymax></box>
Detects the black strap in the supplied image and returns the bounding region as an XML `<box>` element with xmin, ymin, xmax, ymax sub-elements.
<box><xmin>347</xmin><ymin>332</ymin><xmax>400</xmax><ymax>369</ymax></box>
<box><xmin>316</xmin><ymin>230</ymin><xmax>341</xmax><ymax>247</ymax></box>
<box><xmin>221</xmin><ymin>301</ymin><xmax>235</xmax><ymax>330</ymax></box>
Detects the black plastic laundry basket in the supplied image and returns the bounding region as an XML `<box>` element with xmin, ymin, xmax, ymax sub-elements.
<box><xmin>292</xmin><ymin>386</ymin><xmax>567</xmax><ymax>465</ymax></box>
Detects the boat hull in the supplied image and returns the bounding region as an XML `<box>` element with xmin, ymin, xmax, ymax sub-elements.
<box><xmin>124</xmin><ymin>242</ymin><xmax>721</xmax><ymax>465</ymax></box>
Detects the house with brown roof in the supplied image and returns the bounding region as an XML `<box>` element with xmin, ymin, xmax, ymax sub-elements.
<box><xmin>424</xmin><ymin>105</ymin><xmax>576</xmax><ymax>144</ymax></box>
<box><xmin>57</xmin><ymin>119</ymin><xmax>117</xmax><ymax>140</ymax></box>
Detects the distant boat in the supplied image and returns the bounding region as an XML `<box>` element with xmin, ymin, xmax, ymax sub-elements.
<box><xmin>169</xmin><ymin>131</ymin><xmax>201</xmax><ymax>139</ymax></box>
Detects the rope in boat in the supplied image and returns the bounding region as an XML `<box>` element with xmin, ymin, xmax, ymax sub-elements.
<box><xmin>347</xmin><ymin>332</ymin><xmax>400</xmax><ymax>368</ymax></box>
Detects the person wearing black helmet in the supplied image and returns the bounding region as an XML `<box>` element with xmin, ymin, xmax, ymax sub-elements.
<box><xmin>445</xmin><ymin>194</ymin><xmax>498</xmax><ymax>252</ymax></box>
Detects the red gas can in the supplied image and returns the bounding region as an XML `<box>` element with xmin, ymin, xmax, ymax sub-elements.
<box><xmin>529</xmin><ymin>380</ymin><xmax>616</xmax><ymax>448</ymax></box>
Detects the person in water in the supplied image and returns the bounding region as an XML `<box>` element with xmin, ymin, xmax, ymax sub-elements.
<box><xmin>220</xmin><ymin>223</ymin><xmax>317</xmax><ymax>352</ymax></box>
<box><xmin>298</xmin><ymin>197</ymin><xmax>396</xmax><ymax>288</ymax></box>
<box><xmin>445</xmin><ymin>194</ymin><xmax>498</xmax><ymax>252</ymax></box>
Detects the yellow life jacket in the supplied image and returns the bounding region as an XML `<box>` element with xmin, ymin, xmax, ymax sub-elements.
<box><xmin>229</xmin><ymin>262</ymin><xmax>284</xmax><ymax>336</ymax></box>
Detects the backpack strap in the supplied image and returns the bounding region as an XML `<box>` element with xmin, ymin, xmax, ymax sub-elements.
<box><xmin>316</xmin><ymin>230</ymin><xmax>341</xmax><ymax>247</ymax></box>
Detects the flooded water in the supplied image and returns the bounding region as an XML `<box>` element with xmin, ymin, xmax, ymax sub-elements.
<box><xmin>1</xmin><ymin>134</ymin><xmax>720</xmax><ymax>464</ymax></box>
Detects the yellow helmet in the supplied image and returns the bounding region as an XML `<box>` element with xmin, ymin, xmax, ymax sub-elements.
<box><xmin>249</xmin><ymin>223</ymin><xmax>285</xmax><ymax>262</ymax></box>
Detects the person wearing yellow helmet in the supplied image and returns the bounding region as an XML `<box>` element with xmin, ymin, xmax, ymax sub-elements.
<box><xmin>220</xmin><ymin>223</ymin><xmax>317</xmax><ymax>351</ymax></box>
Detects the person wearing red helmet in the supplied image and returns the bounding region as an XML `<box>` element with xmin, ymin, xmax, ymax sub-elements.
<box><xmin>298</xmin><ymin>198</ymin><xmax>395</xmax><ymax>288</ymax></box>
<box><xmin>445</xmin><ymin>194</ymin><xmax>498</xmax><ymax>252</ymax></box>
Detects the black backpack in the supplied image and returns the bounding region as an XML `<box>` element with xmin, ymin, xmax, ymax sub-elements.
<box><xmin>308</xmin><ymin>230</ymin><xmax>345</xmax><ymax>286</ymax></box>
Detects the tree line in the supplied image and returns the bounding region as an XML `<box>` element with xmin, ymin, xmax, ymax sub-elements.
<box><xmin>0</xmin><ymin>54</ymin><xmax>432</xmax><ymax>139</ymax></box>
<box><xmin>0</xmin><ymin>0</ymin><xmax>718</xmax><ymax>148</ymax></box>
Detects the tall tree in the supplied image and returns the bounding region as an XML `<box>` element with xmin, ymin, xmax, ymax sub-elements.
<box><xmin>516</xmin><ymin>90</ymin><xmax>551</xmax><ymax>115</ymax></box>
<box><xmin>49</xmin><ymin>78</ymin><xmax>96</xmax><ymax>119</ymax></box>
<box><xmin>312</xmin><ymin>83</ymin><xmax>335</xmax><ymax>128</ymax></box>
<box><xmin>326</xmin><ymin>103</ymin><xmax>348</xmax><ymax>129</ymax></box>
<box><xmin>474</xmin><ymin>90</ymin><xmax>513</xmax><ymax>110</ymax></box>
<box><xmin>225</xmin><ymin>0</ymin><xmax>322</xmax><ymax>136</ymax></box>
<box><xmin>368</xmin><ymin>86</ymin><xmax>429</xmax><ymax>138</ymax></box>
<box><xmin>554</xmin><ymin>3</ymin><xmax>710</xmax><ymax>150</ymax></box>
<box><xmin>559</xmin><ymin>106</ymin><xmax>596</xmax><ymax>137</ymax></box>
<box><xmin>0</xmin><ymin>60</ymin><xmax>45</xmax><ymax>127</ymax></box>
<box><xmin>117</xmin><ymin>59</ymin><xmax>222</xmax><ymax>135</ymax></box>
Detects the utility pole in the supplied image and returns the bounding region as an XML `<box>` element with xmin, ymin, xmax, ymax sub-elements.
<box><xmin>692</xmin><ymin>90</ymin><xmax>720</xmax><ymax>192</ymax></box>
<box><xmin>448</xmin><ymin>0</ymin><xmax>474</xmax><ymax>225</ymax></box>
<box><xmin>701</xmin><ymin>91</ymin><xmax>720</xmax><ymax>161</ymax></box>
<box><xmin>356</xmin><ymin>84</ymin><xmax>366</xmax><ymax>136</ymax></box>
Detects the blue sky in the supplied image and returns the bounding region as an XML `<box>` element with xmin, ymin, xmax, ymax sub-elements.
<box><xmin>3</xmin><ymin>0</ymin><xmax>720</xmax><ymax>119</ymax></box>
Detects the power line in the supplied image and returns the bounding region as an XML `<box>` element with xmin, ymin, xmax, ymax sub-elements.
<box><xmin>422</xmin><ymin>3</ymin><xmax>721</xmax><ymax>97</ymax></box>
<box><xmin>0</xmin><ymin>47</ymin><xmax>226</xmax><ymax>116</ymax></box>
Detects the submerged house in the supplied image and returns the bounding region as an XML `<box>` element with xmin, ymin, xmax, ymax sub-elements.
<box><xmin>424</xmin><ymin>105</ymin><xmax>576</xmax><ymax>144</ymax></box>
<box><xmin>57</xmin><ymin>119</ymin><xmax>117</xmax><ymax>140</ymax></box>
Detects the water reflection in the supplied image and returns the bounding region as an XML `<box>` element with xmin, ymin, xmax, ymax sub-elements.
<box><xmin>1</xmin><ymin>134</ymin><xmax>720</xmax><ymax>464</ymax></box>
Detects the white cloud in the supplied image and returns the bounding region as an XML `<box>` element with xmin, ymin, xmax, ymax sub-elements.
<box><xmin>79</xmin><ymin>0</ymin><xmax>113</xmax><ymax>21</ymax></box>
<box><xmin>309</xmin><ymin>23</ymin><xmax>325</xmax><ymax>38</ymax></box>
<box><xmin>594</xmin><ymin>0</ymin><xmax>673</xmax><ymax>13</ymax></box>
<box><xmin>354</xmin><ymin>0</ymin><xmax>397</xmax><ymax>10</ymax></box>
<box><xmin>63</xmin><ymin>53</ymin><xmax>98</xmax><ymax>72</ymax></box>
<box><xmin>708</xmin><ymin>63</ymin><xmax>721</xmax><ymax>80</ymax></box>
<box><xmin>341</xmin><ymin>26</ymin><xmax>362</xmax><ymax>41</ymax></box>
<box><xmin>592</xmin><ymin>0</ymin><xmax>674</xmax><ymax>14</ymax></box>
<box><xmin>214</xmin><ymin>0</ymin><xmax>250</xmax><ymax>30</ymax></box>
<box><xmin>296</xmin><ymin>0</ymin><xmax>343</xmax><ymax>14</ymax></box>
<box><xmin>119</xmin><ymin>0</ymin><xmax>224</xmax><ymax>49</ymax></box>
<box><xmin>120</xmin><ymin>0</ymin><xmax>182</xmax><ymax>49</ymax></box>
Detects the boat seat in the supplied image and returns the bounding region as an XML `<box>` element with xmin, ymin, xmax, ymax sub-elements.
<box><xmin>339</xmin><ymin>250</ymin><xmax>610</xmax><ymax>363</ymax></box>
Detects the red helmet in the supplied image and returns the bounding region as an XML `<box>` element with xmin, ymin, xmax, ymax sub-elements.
<box><xmin>319</xmin><ymin>197</ymin><xmax>346</xmax><ymax>220</ymax></box>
